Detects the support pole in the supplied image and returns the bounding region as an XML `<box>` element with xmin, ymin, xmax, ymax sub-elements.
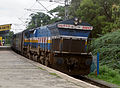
<box><xmin>97</xmin><ymin>52</ymin><xmax>99</xmax><ymax>75</ymax></box>
<box><xmin>65</xmin><ymin>0</ymin><xmax>69</xmax><ymax>20</ymax></box>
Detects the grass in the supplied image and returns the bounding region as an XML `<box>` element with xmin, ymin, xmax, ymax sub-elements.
<box><xmin>88</xmin><ymin>65</ymin><xmax>120</xmax><ymax>86</ymax></box>
<box><xmin>38</xmin><ymin>67</ymin><xmax>61</xmax><ymax>78</ymax></box>
<box><xmin>49</xmin><ymin>73</ymin><xmax>61</xmax><ymax>78</ymax></box>
<box><xmin>38</xmin><ymin>67</ymin><xmax>46</xmax><ymax>71</ymax></box>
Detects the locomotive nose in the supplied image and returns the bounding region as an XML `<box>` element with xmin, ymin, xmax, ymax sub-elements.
<box><xmin>85</xmin><ymin>59</ymin><xmax>92</xmax><ymax>65</ymax></box>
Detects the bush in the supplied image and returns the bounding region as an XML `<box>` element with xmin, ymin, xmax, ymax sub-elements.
<box><xmin>89</xmin><ymin>29</ymin><xmax>120</xmax><ymax>70</ymax></box>
<box><xmin>88</xmin><ymin>65</ymin><xmax>120</xmax><ymax>86</ymax></box>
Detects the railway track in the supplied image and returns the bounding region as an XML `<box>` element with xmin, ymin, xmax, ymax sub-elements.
<box><xmin>72</xmin><ymin>75</ymin><xmax>119</xmax><ymax>88</ymax></box>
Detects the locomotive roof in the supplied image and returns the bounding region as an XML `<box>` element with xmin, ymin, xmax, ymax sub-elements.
<box><xmin>47</xmin><ymin>19</ymin><xmax>92</xmax><ymax>29</ymax></box>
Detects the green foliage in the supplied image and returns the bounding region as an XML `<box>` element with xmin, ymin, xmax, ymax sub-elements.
<box><xmin>27</xmin><ymin>6</ymin><xmax>65</xmax><ymax>29</ymax></box>
<box><xmin>69</xmin><ymin>0</ymin><xmax>81</xmax><ymax>17</ymax></box>
<box><xmin>4</xmin><ymin>31</ymin><xmax>14</xmax><ymax>44</ymax></box>
<box><xmin>89</xmin><ymin>29</ymin><xmax>120</xmax><ymax>69</ymax></box>
<box><xmin>74</xmin><ymin>0</ymin><xmax>107</xmax><ymax>37</ymax></box>
<box><xmin>88</xmin><ymin>65</ymin><xmax>120</xmax><ymax>86</ymax></box>
<box><xmin>70</xmin><ymin>0</ymin><xmax>120</xmax><ymax>37</ymax></box>
<box><xmin>49</xmin><ymin>6</ymin><xmax>65</xmax><ymax>20</ymax></box>
<box><xmin>27</xmin><ymin>12</ymin><xmax>51</xmax><ymax>29</ymax></box>
<box><xmin>38</xmin><ymin>67</ymin><xmax>46</xmax><ymax>70</ymax></box>
<box><xmin>49</xmin><ymin>73</ymin><xmax>61</xmax><ymax>78</ymax></box>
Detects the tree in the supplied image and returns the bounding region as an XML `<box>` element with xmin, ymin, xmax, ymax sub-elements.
<box><xmin>5</xmin><ymin>31</ymin><xmax>14</xmax><ymax>44</ymax></box>
<box><xmin>27</xmin><ymin>6</ymin><xmax>65</xmax><ymax>29</ymax></box>
<box><xmin>48</xmin><ymin>6</ymin><xmax>65</xmax><ymax>21</ymax></box>
<box><xmin>75</xmin><ymin>0</ymin><xmax>106</xmax><ymax>37</ymax></box>
<box><xmin>27</xmin><ymin>12</ymin><xmax>51</xmax><ymax>29</ymax></box>
<box><xmin>69</xmin><ymin>0</ymin><xmax>82</xmax><ymax>18</ymax></box>
<box><xmin>70</xmin><ymin>0</ymin><xmax>120</xmax><ymax>37</ymax></box>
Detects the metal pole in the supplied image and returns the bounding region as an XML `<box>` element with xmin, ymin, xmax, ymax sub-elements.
<box><xmin>97</xmin><ymin>52</ymin><xmax>99</xmax><ymax>75</ymax></box>
<box><xmin>41</xmin><ymin>20</ymin><xmax>43</xmax><ymax>26</ymax></box>
<box><xmin>35</xmin><ymin>18</ymin><xmax>37</xmax><ymax>27</ymax></box>
<box><xmin>65</xmin><ymin>0</ymin><xmax>69</xmax><ymax>20</ymax></box>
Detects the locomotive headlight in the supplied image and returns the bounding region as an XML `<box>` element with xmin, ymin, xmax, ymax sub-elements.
<box><xmin>74</xmin><ymin>18</ymin><xmax>79</xmax><ymax>25</ymax></box>
<box><xmin>74</xmin><ymin>21</ymin><xmax>78</xmax><ymax>25</ymax></box>
<box><xmin>79</xmin><ymin>19</ymin><xmax>82</xmax><ymax>23</ymax></box>
<box><xmin>74</xmin><ymin>18</ymin><xmax>78</xmax><ymax>21</ymax></box>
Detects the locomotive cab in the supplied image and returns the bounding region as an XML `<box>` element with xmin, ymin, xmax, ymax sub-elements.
<box><xmin>49</xmin><ymin>19</ymin><xmax>93</xmax><ymax>54</ymax></box>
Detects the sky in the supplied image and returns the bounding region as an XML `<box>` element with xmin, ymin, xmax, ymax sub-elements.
<box><xmin>0</xmin><ymin>0</ymin><xmax>64</xmax><ymax>33</ymax></box>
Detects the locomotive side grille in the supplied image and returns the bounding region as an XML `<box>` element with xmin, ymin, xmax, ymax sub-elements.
<box><xmin>52</xmin><ymin>38</ymin><xmax>86</xmax><ymax>54</ymax></box>
<box><xmin>52</xmin><ymin>39</ymin><xmax>60</xmax><ymax>51</ymax></box>
<box><xmin>63</xmin><ymin>39</ymin><xmax>86</xmax><ymax>53</ymax></box>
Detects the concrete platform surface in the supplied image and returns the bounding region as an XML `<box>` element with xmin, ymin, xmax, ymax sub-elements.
<box><xmin>0</xmin><ymin>50</ymin><xmax>82</xmax><ymax>88</ymax></box>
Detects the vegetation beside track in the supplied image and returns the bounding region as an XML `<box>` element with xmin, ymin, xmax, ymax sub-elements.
<box><xmin>88</xmin><ymin>29</ymin><xmax>120</xmax><ymax>86</ymax></box>
<box><xmin>90</xmin><ymin>29</ymin><xmax>120</xmax><ymax>70</ymax></box>
<box><xmin>49</xmin><ymin>73</ymin><xmax>61</xmax><ymax>78</ymax></box>
<box><xmin>88</xmin><ymin>65</ymin><xmax>120</xmax><ymax>86</ymax></box>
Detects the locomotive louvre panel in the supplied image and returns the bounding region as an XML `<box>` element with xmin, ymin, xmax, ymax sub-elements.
<box><xmin>52</xmin><ymin>38</ymin><xmax>60</xmax><ymax>51</ymax></box>
<box><xmin>62</xmin><ymin>39</ymin><xmax>86</xmax><ymax>53</ymax></box>
<box><xmin>51</xmin><ymin>37</ymin><xmax>86</xmax><ymax>53</ymax></box>
<box><xmin>61</xmin><ymin>39</ymin><xmax>71</xmax><ymax>52</ymax></box>
<box><xmin>72</xmin><ymin>39</ymin><xmax>86</xmax><ymax>53</ymax></box>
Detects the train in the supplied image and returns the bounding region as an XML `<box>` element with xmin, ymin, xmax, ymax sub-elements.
<box><xmin>11</xmin><ymin>18</ymin><xmax>93</xmax><ymax>75</ymax></box>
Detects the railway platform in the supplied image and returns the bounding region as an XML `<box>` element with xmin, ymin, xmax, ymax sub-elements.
<box><xmin>0</xmin><ymin>47</ymin><xmax>98</xmax><ymax>88</ymax></box>
<box><xmin>0</xmin><ymin>46</ymin><xmax>11</xmax><ymax>50</ymax></box>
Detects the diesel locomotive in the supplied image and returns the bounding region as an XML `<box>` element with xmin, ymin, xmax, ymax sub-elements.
<box><xmin>11</xmin><ymin>18</ymin><xmax>93</xmax><ymax>75</ymax></box>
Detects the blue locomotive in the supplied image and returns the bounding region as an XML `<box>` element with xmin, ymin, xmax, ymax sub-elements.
<box><xmin>12</xmin><ymin>18</ymin><xmax>93</xmax><ymax>75</ymax></box>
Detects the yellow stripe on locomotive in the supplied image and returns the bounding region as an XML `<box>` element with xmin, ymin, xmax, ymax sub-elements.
<box><xmin>30</xmin><ymin>40</ymin><xmax>38</xmax><ymax>43</ymax></box>
<box><xmin>24</xmin><ymin>39</ymin><xmax>29</xmax><ymax>42</ymax></box>
<box><xmin>48</xmin><ymin>40</ymin><xmax>52</xmax><ymax>43</ymax></box>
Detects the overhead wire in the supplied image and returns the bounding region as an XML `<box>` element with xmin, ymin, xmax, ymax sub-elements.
<box><xmin>36</xmin><ymin>0</ymin><xmax>55</xmax><ymax>17</ymax></box>
<box><xmin>20</xmin><ymin>1</ymin><xmax>37</xmax><ymax>19</ymax></box>
<box><xmin>47</xmin><ymin>2</ymin><xmax>57</xmax><ymax>8</ymax></box>
<box><xmin>16</xmin><ymin>0</ymin><xmax>66</xmax><ymax>32</ymax></box>
<box><xmin>29</xmin><ymin>1</ymin><xmax>37</xmax><ymax>9</ymax></box>
<box><xmin>15</xmin><ymin>1</ymin><xmax>38</xmax><ymax>32</ymax></box>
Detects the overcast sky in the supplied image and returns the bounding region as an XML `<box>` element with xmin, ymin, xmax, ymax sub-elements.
<box><xmin>0</xmin><ymin>0</ymin><xmax>63</xmax><ymax>33</ymax></box>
